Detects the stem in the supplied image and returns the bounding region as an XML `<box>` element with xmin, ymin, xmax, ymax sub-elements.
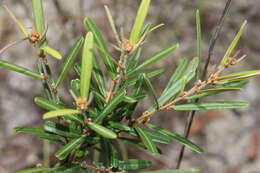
<box><xmin>176</xmin><ymin>0</ymin><xmax>232</xmax><ymax>169</ymax></box>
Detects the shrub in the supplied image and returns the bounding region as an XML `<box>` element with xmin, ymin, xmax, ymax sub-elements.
<box><xmin>0</xmin><ymin>0</ymin><xmax>258</xmax><ymax>173</ymax></box>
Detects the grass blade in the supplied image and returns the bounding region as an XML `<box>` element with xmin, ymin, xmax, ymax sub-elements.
<box><xmin>43</xmin><ymin>109</ymin><xmax>81</xmax><ymax>119</ymax></box>
<box><xmin>128</xmin><ymin>44</ymin><xmax>179</xmax><ymax>76</ymax></box>
<box><xmin>80</xmin><ymin>32</ymin><xmax>94</xmax><ymax>100</ymax></box>
<box><xmin>55</xmin><ymin>37</ymin><xmax>84</xmax><ymax>88</ymax></box>
<box><xmin>173</xmin><ymin>101</ymin><xmax>249</xmax><ymax>111</ymax></box>
<box><xmin>129</xmin><ymin>0</ymin><xmax>151</xmax><ymax>43</ymax></box>
<box><xmin>0</xmin><ymin>59</ymin><xmax>43</xmax><ymax>79</ymax></box>
<box><xmin>219</xmin><ymin>20</ymin><xmax>247</xmax><ymax>68</ymax></box>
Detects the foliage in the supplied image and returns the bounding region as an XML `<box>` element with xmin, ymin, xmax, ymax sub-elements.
<box><xmin>0</xmin><ymin>0</ymin><xmax>257</xmax><ymax>172</ymax></box>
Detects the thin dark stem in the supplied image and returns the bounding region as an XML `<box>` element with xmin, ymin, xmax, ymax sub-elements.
<box><xmin>175</xmin><ymin>0</ymin><xmax>232</xmax><ymax>169</ymax></box>
<box><xmin>202</xmin><ymin>0</ymin><xmax>232</xmax><ymax>79</ymax></box>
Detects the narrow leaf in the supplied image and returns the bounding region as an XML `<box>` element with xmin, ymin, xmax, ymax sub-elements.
<box><xmin>70</xmin><ymin>79</ymin><xmax>81</xmax><ymax>98</ymax></box>
<box><xmin>16</xmin><ymin>167</ymin><xmax>50</xmax><ymax>173</ymax></box>
<box><xmin>0</xmin><ymin>59</ymin><xmax>43</xmax><ymax>79</ymax></box>
<box><xmin>55</xmin><ymin>136</ymin><xmax>86</xmax><ymax>160</ymax></box>
<box><xmin>143</xmin><ymin>73</ymin><xmax>159</xmax><ymax>109</ymax></box>
<box><xmin>147</xmin><ymin>123</ymin><xmax>203</xmax><ymax>153</ymax></box>
<box><xmin>129</xmin><ymin>0</ymin><xmax>151</xmax><ymax>43</ymax></box>
<box><xmin>127</xmin><ymin>68</ymin><xmax>164</xmax><ymax>86</ymax></box>
<box><xmin>173</xmin><ymin>101</ymin><xmax>249</xmax><ymax>111</ymax></box>
<box><xmin>219</xmin><ymin>70</ymin><xmax>260</xmax><ymax>80</ymax></box>
<box><xmin>87</xmin><ymin>122</ymin><xmax>117</xmax><ymax>139</ymax></box>
<box><xmin>162</xmin><ymin>58</ymin><xmax>189</xmax><ymax>94</ymax></box>
<box><xmin>219</xmin><ymin>20</ymin><xmax>247</xmax><ymax>67</ymax></box>
<box><xmin>14</xmin><ymin>127</ymin><xmax>45</xmax><ymax>136</ymax></box>
<box><xmin>118</xmin><ymin>159</ymin><xmax>151</xmax><ymax>170</ymax></box>
<box><xmin>134</xmin><ymin>125</ymin><xmax>159</xmax><ymax>154</ymax></box>
<box><xmin>140</xmin><ymin>169</ymin><xmax>201</xmax><ymax>173</ymax></box>
<box><xmin>94</xmin><ymin>90</ymin><xmax>126</xmax><ymax>124</ymax></box>
<box><xmin>81</xmin><ymin>32</ymin><xmax>94</xmax><ymax>100</ymax></box>
<box><xmin>41</xmin><ymin>45</ymin><xmax>62</xmax><ymax>60</ymax></box>
<box><xmin>43</xmin><ymin>109</ymin><xmax>81</xmax><ymax>119</ymax></box>
<box><xmin>2</xmin><ymin>5</ymin><xmax>29</xmax><ymax>37</ymax></box>
<box><xmin>84</xmin><ymin>18</ymin><xmax>116</xmax><ymax>75</ymax></box>
<box><xmin>128</xmin><ymin>44</ymin><xmax>179</xmax><ymax>76</ymax></box>
<box><xmin>55</xmin><ymin>37</ymin><xmax>84</xmax><ymax>88</ymax></box>
<box><xmin>195</xmin><ymin>9</ymin><xmax>202</xmax><ymax>79</ymax></box>
<box><xmin>31</xmin><ymin>0</ymin><xmax>45</xmax><ymax>34</ymax></box>
<box><xmin>43</xmin><ymin>121</ymin><xmax>81</xmax><ymax>138</ymax></box>
<box><xmin>93</xmin><ymin>56</ymin><xmax>106</xmax><ymax>96</ymax></box>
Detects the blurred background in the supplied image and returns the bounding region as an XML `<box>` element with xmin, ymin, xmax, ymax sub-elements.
<box><xmin>0</xmin><ymin>0</ymin><xmax>260</xmax><ymax>173</ymax></box>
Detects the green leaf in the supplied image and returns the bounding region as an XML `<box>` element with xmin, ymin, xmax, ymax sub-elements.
<box><xmin>162</xmin><ymin>58</ymin><xmax>189</xmax><ymax>94</ymax></box>
<box><xmin>180</xmin><ymin>75</ymin><xmax>188</xmax><ymax>94</ymax></box>
<box><xmin>140</xmin><ymin>169</ymin><xmax>201</xmax><ymax>173</ymax></box>
<box><xmin>187</xmin><ymin>79</ymin><xmax>249</xmax><ymax>100</ymax></box>
<box><xmin>0</xmin><ymin>59</ymin><xmax>43</xmax><ymax>79</ymax></box>
<box><xmin>55</xmin><ymin>37</ymin><xmax>84</xmax><ymax>88</ymax></box>
<box><xmin>148</xmin><ymin>57</ymin><xmax>199</xmax><ymax>112</ymax></box>
<box><xmin>134</xmin><ymin>125</ymin><xmax>159</xmax><ymax>154</ymax></box>
<box><xmin>108</xmin><ymin>141</ymin><xmax>119</xmax><ymax>168</ymax></box>
<box><xmin>35</xmin><ymin>97</ymin><xmax>84</xmax><ymax>124</ymax></box>
<box><xmin>123</xmin><ymin>96</ymin><xmax>137</xmax><ymax>103</ymax></box>
<box><xmin>39</xmin><ymin>135</ymin><xmax>65</xmax><ymax>145</ymax></box>
<box><xmin>128</xmin><ymin>44</ymin><xmax>179</xmax><ymax>76</ymax></box>
<box><xmin>87</xmin><ymin>122</ymin><xmax>117</xmax><ymax>139</ymax></box>
<box><xmin>14</xmin><ymin>127</ymin><xmax>45</xmax><ymax>136</ymax></box>
<box><xmin>31</xmin><ymin>0</ymin><xmax>45</xmax><ymax>35</ymax></box>
<box><xmin>70</xmin><ymin>79</ymin><xmax>81</xmax><ymax>98</ymax></box>
<box><xmin>43</xmin><ymin>109</ymin><xmax>81</xmax><ymax>119</ymax></box>
<box><xmin>219</xmin><ymin>70</ymin><xmax>260</xmax><ymax>82</ymax></box>
<box><xmin>129</xmin><ymin>0</ymin><xmax>151</xmax><ymax>43</ymax></box>
<box><xmin>55</xmin><ymin>165</ymin><xmax>81</xmax><ymax>173</ymax></box>
<box><xmin>3</xmin><ymin>5</ymin><xmax>29</xmax><ymax>37</ymax></box>
<box><xmin>108</xmin><ymin>121</ymin><xmax>133</xmax><ymax>132</ymax></box>
<box><xmin>16</xmin><ymin>166</ymin><xmax>50</xmax><ymax>173</ymax></box>
<box><xmin>199</xmin><ymin>88</ymin><xmax>241</xmax><ymax>93</ymax></box>
<box><xmin>94</xmin><ymin>90</ymin><xmax>126</xmax><ymax>124</ymax></box>
<box><xmin>141</xmin><ymin>128</ymin><xmax>171</xmax><ymax>144</ymax></box>
<box><xmin>41</xmin><ymin>45</ymin><xmax>62</xmax><ymax>60</ymax></box>
<box><xmin>127</xmin><ymin>68</ymin><xmax>164</xmax><ymax>86</ymax></box>
<box><xmin>196</xmin><ymin>10</ymin><xmax>201</xmax><ymax>59</ymax></box>
<box><xmin>219</xmin><ymin>20</ymin><xmax>247</xmax><ymax>68</ymax></box>
<box><xmin>143</xmin><ymin>73</ymin><xmax>159</xmax><ymax>109</ymax></box>
<box><xmin>173</xmin><ymin>101</ymin><xmax>249</xmax><ymax>111</ymax></box>
<box><xmin>118</xmin><ymin>159</ymin><xmax>151</xmax><ymax>170</ymax></box>
<box><xmin>118</xmin><ymin>137</ymin><xmax>146</xmax><ymax>149</ymax></box>
<box><xmin>84</xmin><ymin>18</ymin><xmax>116</xmax><ymax>75</ymax></box>
<box><xmin>55</xmin><ymin>136</ymin><xmax>86</xmax><ymax>160</ymax></box>
<box><xmin>43</xmin><ymin>121</ymin><xmax>81</xmax><ymax>138</ymax></box>
<box><xmin>147</xmin><ymin>123</ymin><xmax>203</xmax><ymax>153</ymax></box>
<box><xmin>93</xmin><ymin>56</ymin><xmax>106</xmax><ymax>96</ymax></box>
<box><xmin>126</xmin><ymin>48</ymin><xmax>142</xmax><ymax>71</ymax></box>
<box><xmin>81</xmin><ymin>32</ymin><xmax>94</xmax><ymax>100</ymax></box>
